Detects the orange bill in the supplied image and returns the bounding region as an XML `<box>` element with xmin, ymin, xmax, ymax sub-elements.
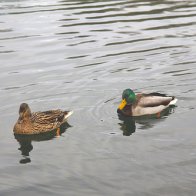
<box><xmin>118</xmin><ymin>99</ymin><xmax>127</xmax><ymax>110</ymax></box>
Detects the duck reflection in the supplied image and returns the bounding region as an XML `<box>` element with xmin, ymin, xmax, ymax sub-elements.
<box><xmin>14</xmin><ymin>122</ymin><xmax>71</xmax><ymax>164</ymax></box>
<box><xmin>118</xmin><ymin>106</ymin><xmax>176</xmax><ymax>136</ymax></box>
<box><xmin>118</xmin><ymin>115</ymin><xmax>136</xmax><ymax>136</ymax></box>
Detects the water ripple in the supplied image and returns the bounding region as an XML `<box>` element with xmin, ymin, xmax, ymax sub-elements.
<box><xmin>0</xmin><ymin>0</ymin><xmax>196</xmax><ymax>194</ymax></box>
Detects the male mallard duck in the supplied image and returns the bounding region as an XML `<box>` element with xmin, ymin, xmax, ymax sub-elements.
<box><xmin>13</xmin><ymin>103</ymin><xmax>73</xmax><ymax>135</ymax></box>
<box><xmin>117</xmin><ymin>89</ymin><xmax>177</xmax><ymax>116</ymax></box>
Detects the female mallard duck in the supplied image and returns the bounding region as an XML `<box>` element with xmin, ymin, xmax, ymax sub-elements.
<box><xmin>117</xmin><ymin>89</ymin><xmax>177</xmax><ymax>117</ymax></box>
<box><xmin>13</xmin><ymin>103</ymin><xmax>73</xmax><ymax>135</ymax></box>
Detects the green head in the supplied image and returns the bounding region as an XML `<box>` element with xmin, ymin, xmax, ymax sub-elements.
<box><xmin>122</xmin><ymin>89</ymin><xmax>136</xmax><ymax>104</ymax></box>
<box><xmin>118</xmin><ymin>89</ymin><xmax>136</xmax><ymax>111</ymax></box>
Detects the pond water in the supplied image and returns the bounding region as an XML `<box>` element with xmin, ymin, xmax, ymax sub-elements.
<box><xmin>0</xmin><ymin>0</ymin><xmax>196</xmax><ymax>195</ymax></box>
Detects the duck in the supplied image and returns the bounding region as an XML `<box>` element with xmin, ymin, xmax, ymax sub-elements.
<box><xmin>13</xmin><ymin>103</ymin><xmax>73</xmax><ymax>135</ymax></box>
<box><xmin>117</xmin><ymin>89</ymin><xmax>177</xmax><ymax>117</ymax></box>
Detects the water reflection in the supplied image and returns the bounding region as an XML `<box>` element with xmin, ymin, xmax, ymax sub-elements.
<box><xmin>118</xmin><ymin>106</ymin><xmax>176</xmax><ymax>136</ymax></box>
<box><xmin>14</xmin><ymin>123</ymin><xmax>71</xmax><ymax>164</ymax></box>
<box><xmin>118</xmin><ymin>115</ymin><xmax>136</xmax><ymax>136</ymax></box>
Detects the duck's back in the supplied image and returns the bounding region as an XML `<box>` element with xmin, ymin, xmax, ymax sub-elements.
<box><xmin>30</xmin><ymin>110</ymin><xmax>69</xmax><ymax>133</ymax></box>
<box><xmin>137</xmin><ymin>93</ymin><xmax>174</xmax><ymax>107</ymax></box>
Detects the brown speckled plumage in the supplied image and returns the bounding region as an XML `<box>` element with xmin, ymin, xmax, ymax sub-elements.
<box><xmin>13</xmin><ymin>103</ymin><xmax>73</xmax><ymax>135</ymax></box>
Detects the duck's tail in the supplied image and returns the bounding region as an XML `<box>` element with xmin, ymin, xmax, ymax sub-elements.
<box><xmin>169</xmin><ymin>98</ymin><xmax>178</xmax><ymax>105</ymax></box>
<box><xmin>64</xmin><ymin>110</ymin><xmax>73</xmax><ymax>120</ymax></box>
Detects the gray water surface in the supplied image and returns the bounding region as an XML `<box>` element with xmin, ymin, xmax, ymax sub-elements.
<box><xmin>0</xmin><ymin>0</ymin><xmax>196</xmax><ymax>195</ymax></box>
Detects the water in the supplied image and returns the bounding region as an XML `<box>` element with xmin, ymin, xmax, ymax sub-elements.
<box><xmin>0</xmin><ymin>0</ymin><xmax>196</xmax><ymax>195</ymax></box>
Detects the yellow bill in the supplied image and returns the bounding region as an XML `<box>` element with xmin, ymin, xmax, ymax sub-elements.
<box><xmin>118</xmin><ymin>99</ymin><xmax>127</xmax><ymax>110</ymax></box>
